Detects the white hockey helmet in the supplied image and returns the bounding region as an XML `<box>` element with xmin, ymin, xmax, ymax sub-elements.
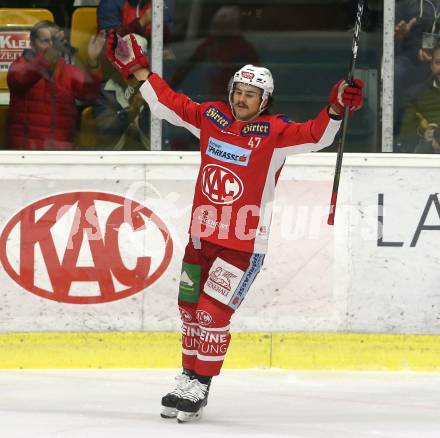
<box><xmin>229</xmin><ymin>64</ymin><xmax>274</xmax><ymax>115</ymax></box>
<box><xmin>232</xmin><ymin>65</ymin><xmax>274</xmax><ymax>95</ymax></box>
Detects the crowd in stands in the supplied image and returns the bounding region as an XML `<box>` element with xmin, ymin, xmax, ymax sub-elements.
<box><xmin>0</xmin><ymin>1</ymin><xmax>255</xmax><ymax>151</ymax></box>
<box><xmin>394</xmin><ymin>0</ymin><xmax>440</xmax><ymax>153</ymax></box>
<box><xmin>5</xmin><ymin>1</ymin><xmax>440</xmax><ymax>153</ymax></box>
<box><xmin>1</xmin><ymin>0</ymin><xmax>163</xmax><ymax>151</ymax></box>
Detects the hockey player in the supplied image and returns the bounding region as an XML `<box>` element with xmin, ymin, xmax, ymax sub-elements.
<box><xmin>106</xmin><ymin>32</ymin><xmax>363</xmax><ymax>423</ymax></box>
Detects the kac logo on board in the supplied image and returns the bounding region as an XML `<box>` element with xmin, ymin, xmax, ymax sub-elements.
<box><xmin>0</xmin><ymin>192</ymin><xmax>173</xmax><ymax>304</ymax></box>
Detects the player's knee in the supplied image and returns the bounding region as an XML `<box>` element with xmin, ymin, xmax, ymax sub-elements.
<box><xmin>196</xmin><ymin>295</ymin><xmax>233</xmax><ymax>328</ymax></box>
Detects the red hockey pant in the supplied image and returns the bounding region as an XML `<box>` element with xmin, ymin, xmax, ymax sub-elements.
<box><xmin>178</xmin><ymin>238</ymin><xmax>264</xmax><ymax>376</ymax></box>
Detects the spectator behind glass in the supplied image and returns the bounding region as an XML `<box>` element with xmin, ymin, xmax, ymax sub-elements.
<box><xmin>93</xmin><ymin>34</ymin><xmax>150</xmax><ymax>150</ymax></box>
<box><xmin>97</xmin><ymin>1</ymin><xmax>154</xmax><ymax>150</ymax></box>
<box><xmin>169</xmin><ymin>6</ymin><xmax>259</xmax><ymax>100</ymax></box>
<box><xmin>6</xmin><ymin>20</ymin><xmax>105</xmax><ymax>151</ymax></box>
<box><xmin>98</xmin><ymin>0</ymin><xmax>152</xmax><ymax>38</ymax></box>
<box><xmin>397</xmin><ymin>44</ymin><xmax>440</xmax><ymax>152</ymax></box>
<box><xmin>97</xmin><ymin>0</ymin><xmax>173</xmax><ymax>46</ymax></box>
<box><xmin>96</xmin><ymin>0</ymin><xmax>175</xmax><ymax>150</ymax></box>
<box><xmin>394</xmin><ymin>0</ymin><xmax>440</xmax><ymax>137</ymax></box>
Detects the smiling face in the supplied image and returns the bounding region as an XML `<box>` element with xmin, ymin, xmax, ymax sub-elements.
<box><xmin>231</xmin><ymin>82</ymin><xmax>265</xmax><ymax>121</ymax></box>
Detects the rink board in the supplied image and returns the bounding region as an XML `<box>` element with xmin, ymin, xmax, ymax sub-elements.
<box><xmin>0</xmin><ymin>152</ymin><xmax>439</xmax><ymax>370</ymax></box>
<box><xmin>0</xmin><ymin>332</ymin><xmax>440</xmax><ymax>371</ymax></box>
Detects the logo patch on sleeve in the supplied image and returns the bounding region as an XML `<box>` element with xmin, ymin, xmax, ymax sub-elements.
<box><xmin>204</xmin><ymin>106</ymin><xmax>232</xmax><ymax>129</ymax></box>
<box><xmin>241</xmin><ymin>122</ymin><xmax>270</xmax><ymax>136</ymax></box>
<box><xmin>206</xmin><ymin>137</ymin><xmax>251</xmax><ymax>166</ymax></box>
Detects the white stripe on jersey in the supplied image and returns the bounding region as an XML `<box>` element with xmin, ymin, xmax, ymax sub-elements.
<box><xmin>140</xmin><ymin>80</ymin><xmax>201</xmax><ymax>139</ymax></box>
<box><xmin>282</xmin><ymin>118</ymin><xmax>342</xmax><ymax>154</ymax></box>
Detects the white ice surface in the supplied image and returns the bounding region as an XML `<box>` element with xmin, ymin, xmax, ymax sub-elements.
<box><xmin>0</xmin><ymin>369</ymin><xmax>439</xmax><ymax>438</ymax></box>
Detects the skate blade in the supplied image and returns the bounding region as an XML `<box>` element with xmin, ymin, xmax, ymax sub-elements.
<box><xmin>160</xmin><ymin>406</ymin><xmax>178</xmax><ymax>419</ymax></box>
<box><xmin>177</xmin><ymin>408</ymin><xmax>203</xmax><ymax>423</ymax></box>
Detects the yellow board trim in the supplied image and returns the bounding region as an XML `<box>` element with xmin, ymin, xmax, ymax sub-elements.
<box><xmin>0</xmin><ymin>332</ymin><xmax>439</xmax><ymax>370</ymax></box>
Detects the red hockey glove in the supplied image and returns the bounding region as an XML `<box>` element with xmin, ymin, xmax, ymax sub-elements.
<box><xmin>105</xmin><ymin>29</ymin><xmax>150</xmax><ymax>80</ymax></box>
<box><xmin>329</xmin><ymin>79</ymin><xmax>364</xmax><ymax>115</ymax></box>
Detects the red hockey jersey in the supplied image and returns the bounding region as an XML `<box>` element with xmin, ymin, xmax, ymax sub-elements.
<box><xmin>140</xmin><ymin>74</ymin><xmax>341</xmax><ymax>254</ymax></box>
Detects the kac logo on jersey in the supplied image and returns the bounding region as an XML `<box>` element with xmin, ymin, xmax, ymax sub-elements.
<box><xmin>241</xmin><ymin>122</ymin><xmax>270</xmax><ymax>136</ymax></box>
<box><xmin>201</xmin><ymin>164</ymin><xmax>244</xmax><ymax>205</ymax></box>
<box><xmin>206</xmin><ymin>137</ymin><xmax>251</xmax><ymax>167</ymax></box>
<box><xmin>204</xmin><ymin>106</ymin><xmax>232</xmax><ymax>129</ymax></box>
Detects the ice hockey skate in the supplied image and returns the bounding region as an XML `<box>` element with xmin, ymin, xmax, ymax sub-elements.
<box><xmin>176</xmin><ymin>378</ymin><xmax>211</xmax><ymax>423</ymax></box>
<box><xmin>160</xmin><ymin>370</ymin><xmax>192</xmax><ymax>419</ymax></box>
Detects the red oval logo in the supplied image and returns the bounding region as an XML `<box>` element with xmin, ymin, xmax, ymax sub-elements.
<box><xmin>201</xmin><ymin>164</ymin><xmax>244</xmax><ymax>205</ymax></box>
<box><xmin>196</xmin><ymin>309</ymin><xmax>213</xmax><ymax>326</ymax></box>
<box><xmin>0</xmin><ymin>192</ymin><xmax>173</xmax><ymax>304</ymax></box>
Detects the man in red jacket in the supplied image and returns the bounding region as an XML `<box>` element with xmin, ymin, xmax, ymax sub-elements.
<box><xmin>107</xmin><ymin>32</ymin><xmax>364</xmax><ymax>423</ymax></box>
<box><xmin>6</xmin><ymin>20</ymin><xmax>105</xmax><ymax>150</ymax></box>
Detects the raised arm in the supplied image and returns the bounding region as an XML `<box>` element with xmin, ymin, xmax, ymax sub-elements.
<box><xmin>105</xmin><ymin>31</ymin><xmax>202</xmax><ymax>136</ymax></box>
<box><xmin>277</xmin><ymin>79</ymin><xmax>364</xmax><ymax>154</ymax></box>
<box><xmin>71</xmin><ymin>32</ymin><xmax>106</xmax><ymax>100</ymax></box>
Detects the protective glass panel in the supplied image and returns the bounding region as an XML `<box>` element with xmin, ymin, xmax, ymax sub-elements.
<box><xmin>394</xmin><ymin>0</ymin><xmax>440</xmax><ymax>154</ymax></box>
<box><xmin>0</xmin><ymin>0</ymin><xmax>151</xmax><ymax>151</ymax></box>
<box><xmin>0</xmin><ymin>1</ymin><xmax>383</xmax><ymax>152</ymax></box>
<box><xmin>162</xmin><ymin>0</ymin><xmax>383</xmax><ymax>152</ymax></box>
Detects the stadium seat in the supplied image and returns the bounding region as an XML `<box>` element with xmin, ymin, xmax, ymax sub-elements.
<box><xmin>0</xmin><ymin>8</ymin><xmax>54</xmax><ymax>90</ymax></box>
<box><xmin>70</xmin><ymin>7</ymin><xmax>97</xmax><ymax>67</ymax></box>
<box><xmin>0</xmin><ymin>8</ymin><xmax>53</xmax><ymax>26</ymax></box>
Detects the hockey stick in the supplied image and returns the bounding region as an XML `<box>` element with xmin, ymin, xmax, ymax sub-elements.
<box><xmin>327</xmin><ymin>0</ymin><xmax>365</xmax><ymax>225</ymax></box>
